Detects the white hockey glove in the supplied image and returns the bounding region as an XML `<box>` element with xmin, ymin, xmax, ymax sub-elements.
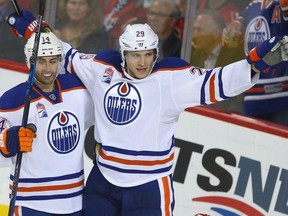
<box><xmin>247</xmin><ymin>36</ymin><xmax>288</xmax><ymax>73</ymax></box>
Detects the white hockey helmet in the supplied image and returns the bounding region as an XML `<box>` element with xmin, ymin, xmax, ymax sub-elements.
<box><xmin>24</xmin><ymin>31</ymin><xmax>63</xmax><ymax>69</ymax></box>
<box><xmin>119</xmin><ymin>23</ymin><xmax>159</xmax><ymax>76</ymax></box>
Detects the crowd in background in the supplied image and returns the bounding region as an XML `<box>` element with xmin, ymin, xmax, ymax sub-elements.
<box><xmin>2</xmin><ymin>0</ymin><xmax>288</xmax><ymax>127</ymax></box>
<box><xmin>0</xmin><ymin>0</ymin><xmax>250</xmax><ymax>60</ymax></box>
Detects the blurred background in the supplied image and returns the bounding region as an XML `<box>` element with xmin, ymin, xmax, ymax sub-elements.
<box><xmin>3</xmin><ymin>0</ymin><xmax>288</xmax><ymax>128</ymax></box>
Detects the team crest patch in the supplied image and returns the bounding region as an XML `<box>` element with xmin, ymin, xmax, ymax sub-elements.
<box><xmin>102</xmin><ymin>67</ymin><xmax>114</xmax><ymax>84</ymax></box>
<box><xmin>47</xmin><ymin>111</ymin><xmax>80</xmax><ymax>154</ymax></box>
<box><xmin>36</xmin><ymin>102</ymin><xmax>48</xmax><ymax>118</ymax></box>
<box><xmin>244</xmin><ymin>16</ymin><xmax>271</xmax><ymax>54</ymax></box>
<box><xmin>104</xmin><ymin>82</ymin><xmax>142</xmax><ymax>125</ymax></box>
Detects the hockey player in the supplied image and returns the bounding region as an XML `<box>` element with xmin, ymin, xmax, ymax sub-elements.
<box><xmin>242</xmin><ymin>0</ymin><xmax>288</xmax><ymax>125</ymax></box>
<box><xmin>6</xmin><ymin>10</ymin><xmax>288</xmax><ymax>216</ymax></box>
<box><xmin>223</xmin><ymin>0</ymin><xmax>288</xmax><ymax>126</ymax></box>
<box><xmin>0</xmin><ymin>31</ymin><xmax>94</xmax><ymax>215</ymax></box>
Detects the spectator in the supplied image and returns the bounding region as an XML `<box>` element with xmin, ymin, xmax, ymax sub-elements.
<box><xmin>191</xmin><ymin>9</ymin><xmax>246</xmax><ymax>113</ymax></box>
<box><xmin>54</xmin><ymin>0</ymin><xmax>110</xmax><ymax>53</ymax></box>
<box><xmin>147</xmin><ymin>0</ymin><xmax>182</xmax><ymax>59</ymax></box>
<box><xmin>223</xmin><ymin>0</ymin><xmax>288</xmax><ymax>126</ymax></box>
<box><xmin>191</xmin><ymin>9</ymin><xmax>245</xmax><ymax>68</ymax></box>
<box><xmin>0</xmin><ymin>0</ymin><xmax>26</xmax><ymax>63</ymax></box>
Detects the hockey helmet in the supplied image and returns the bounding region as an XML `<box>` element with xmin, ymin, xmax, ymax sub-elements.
<box><xmin>24</xmin><ymin>31</ymin><xmax>63</xmax><ymax>69</ymax></box>
<box><xmin>119</xmin><ymin>23</ymin><xmax>159</xmax><ymax>76</ymax></box>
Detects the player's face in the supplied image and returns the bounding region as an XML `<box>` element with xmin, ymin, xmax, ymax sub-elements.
<box><xmin>35</xmin><ymin>56</ymin><xmax>60</xmax><ymax>92</ymax></box>
<box><xmin>125</xmin><ymin>50</ymin><xmax>155</xmax><ymax>79</ymax></box>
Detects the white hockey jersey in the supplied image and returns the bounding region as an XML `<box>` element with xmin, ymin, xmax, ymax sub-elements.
<box><xmin>63</xmin><ymin>43</ymin><xmax>258</xmax><ymax>187</ymax></box>
<box><xmin>0</xmin><ymin>74</ymin><xmax>94</xmax><ymax>214</ymax></box>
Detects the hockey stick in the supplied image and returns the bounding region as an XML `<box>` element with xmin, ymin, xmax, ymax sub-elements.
<box><xmin>8</xmin><ymin>1</ymin><xmax>46</xmax><ymax>215</ymax></box>
<box><xmin>9</xmin><ymin>0</ymin><xmax>21</xmax><ymax>16</ymax></box>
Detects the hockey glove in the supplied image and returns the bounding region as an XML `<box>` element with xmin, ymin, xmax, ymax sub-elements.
<box><xmin>6</xmin><ymin>10</ymin><xmax>51</xmax><ymax>39</ymax></box>
<box><xmin>247</xmin><ymin>36</ymin><xmax>288</xmax><ymax>73</ymax></box>
<box><xmin>0</xmin><ymin>125</ymin><xmax>37</xmax><ymax>157</ymax></box>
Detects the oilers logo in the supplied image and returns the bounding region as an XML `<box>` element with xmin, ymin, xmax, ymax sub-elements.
<box><xmin>47</xmin><ymin>111</ymin><xmax>80</xmax><ymax>154</ymax></box>
<box><xmin>104</xmin><ymin>82</ymin><xmax>142</xmax><ymax>125</ymax></box>
<box><xmin>244</xmin><ymin>16</ymin><xmax>271</xmax><ymax>54</ymax></box>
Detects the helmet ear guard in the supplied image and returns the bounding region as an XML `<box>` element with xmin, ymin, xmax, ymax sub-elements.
<box><xmin>24</xmin><ymin>31</ymin><xmax>64</xmax><ymax>69</ymax></box>
<box><xmin>119</xmin><ymin>23</ymin><xmax>159</xmax><ymax>76</ymax></box>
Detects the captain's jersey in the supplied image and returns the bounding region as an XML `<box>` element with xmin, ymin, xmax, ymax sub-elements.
<box><xmin>62</xmin><ymin>43</ymin><xmax>258</xmax><ymax>187</ymax></box>
<box><xmin>0</xmin><ymin>74</ymin><xmax>94</xmax><ymax>214</ymax></box>
<box><xmin>242</xmin><ymin>0</ymin><xmax>288</xmax><ymax>115</ymax></box>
